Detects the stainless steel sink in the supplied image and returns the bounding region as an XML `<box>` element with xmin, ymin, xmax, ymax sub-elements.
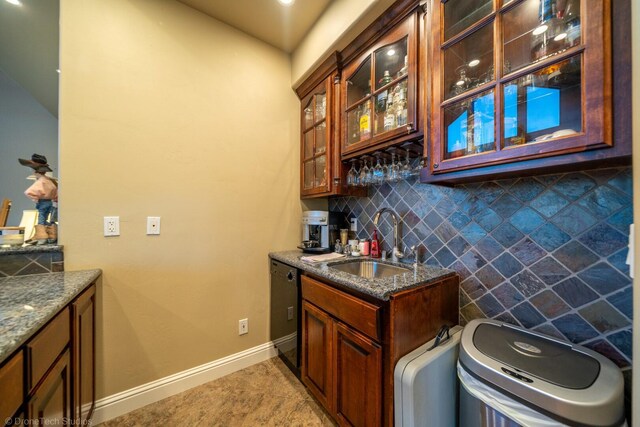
<box><xmin>329</xmin><ymin>260</ymin><xmax>410</xmax><ymax>279</ymax></box>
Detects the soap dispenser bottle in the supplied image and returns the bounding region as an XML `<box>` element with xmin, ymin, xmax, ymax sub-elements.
<box><xmin>371</xmin><ymin>229</ymin><xmax>381</xmax><ymax>258</ymax></box>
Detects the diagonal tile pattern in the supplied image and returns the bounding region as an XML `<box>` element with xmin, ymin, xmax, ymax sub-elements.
<box><xmin>0</xmin><ymin>250</ymin><xmax>64</xmax><ymax>276</ymax></box>
<box><xmin>330</xmin><ymin>167</ymin><xmax>633</xmax><ymax>367</ymax></box>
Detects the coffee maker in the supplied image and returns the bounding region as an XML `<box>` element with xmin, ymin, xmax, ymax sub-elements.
<box><xmin>301</xmin><ymin>211</ymin><xmax>342</xmax><ymax>252</ymax></box>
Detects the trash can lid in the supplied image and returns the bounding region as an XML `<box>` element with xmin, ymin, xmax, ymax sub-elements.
<box><xmin>473</xmin><ymin>322</ymin><xmax>599</xmax><ymax>389</ymax></box>
<box><xmin>458</xmin><ymin>319</ymin><xmax>625</xmax><ymax>427</ymax></box>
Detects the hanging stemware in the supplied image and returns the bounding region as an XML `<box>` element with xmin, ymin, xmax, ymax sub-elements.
<box><xmin>347</xmin><ymin>159</ymin><xmax>358</xmax><ymax>186</ymax></box>
<box><xmin>412</xmin><ymin>157</ymin><xmax>425</xmax><ymax>176</ymax></box>
<box><xmin>400</xmin><ymin>148</ymin><xmax>412</xmax><ymax>180</ymax></box>
<box><xmin>366</xmin><ymin>158</ymin><xmax>374</xmax><ymax>185</ymax></box>
<box><xmin>373</xmin><ymin>155</ymin><xmax>384</xmax><ymax>185</ymax></box>
<box><xmin>358</xmin><ymin>160</ymin><xmax>368</xmax><ymax>187</ymax></box>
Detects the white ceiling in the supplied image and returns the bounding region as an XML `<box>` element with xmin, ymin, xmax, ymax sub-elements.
<box><xmin>0</xmin><ymin>0</ymin><xmax>59</xmax><ymax>118</ymax></box>
<box><xmin>177</xmin><ymin>0</ymin><xmax>333</xmax><ymax>52</ymax></box>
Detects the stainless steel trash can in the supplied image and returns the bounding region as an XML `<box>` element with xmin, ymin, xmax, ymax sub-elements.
<box><xmin>458</xmin><ymin>319</ymin><xmax>626</xmax><ymax>427</ymax></box>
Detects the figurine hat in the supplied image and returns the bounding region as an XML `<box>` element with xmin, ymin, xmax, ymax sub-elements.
<box><xmin>18</xmin><ymin>154</ymin><xmax>52</xmax><ymax>172</ymax></box>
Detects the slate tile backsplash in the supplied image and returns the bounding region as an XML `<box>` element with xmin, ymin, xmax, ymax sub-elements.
<box><xmin>0</xmin><ymin>251</ymin><xmax>64</xmax><ymax>277</ymax></box>
<box><xmin>329</xmin><ymin>167</ymin><xmax>633</xmax><ymax>367</ymax></box>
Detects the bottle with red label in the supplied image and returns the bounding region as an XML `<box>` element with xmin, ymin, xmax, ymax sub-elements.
<box><xmin>370</xmin><ymin>229</ymin><xmax>381</xmax><ymax>258</ymax></box>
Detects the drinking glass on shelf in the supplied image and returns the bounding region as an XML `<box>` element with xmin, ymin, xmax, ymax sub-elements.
<box><xmin>347</xmin><ymin>160</ymin><xmax>358</xmax><ymax>187</ymax></box>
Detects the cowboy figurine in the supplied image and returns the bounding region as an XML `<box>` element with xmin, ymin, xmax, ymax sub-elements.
<box><xmin>18</xmin><ymin>154</ymin><xmax>58</xmax><ymax>245</ymax></box>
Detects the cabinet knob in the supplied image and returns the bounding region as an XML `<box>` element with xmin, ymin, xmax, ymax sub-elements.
<box><xmin>406</xmin><ymin>123</ymin><xmax>413</xmax><ymax>134</ymax></box>
<box><xmin>434</xmin><ymin>163</ymin><xmax>439</xmax><ymax>169</ymax></box>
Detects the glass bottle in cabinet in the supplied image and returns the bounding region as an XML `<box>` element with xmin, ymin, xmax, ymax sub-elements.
<box><xmin>341</xmin><ymin>12</ymin><xmax>418</xmax><ymax>155</ymax></box>
<box><xmin>429</xmin><ymin>0</ymin><xmax>610</xmax><ymax>175</ymax></box>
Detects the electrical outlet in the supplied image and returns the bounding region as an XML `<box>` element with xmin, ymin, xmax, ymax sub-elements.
<box><xmin>104</xmin><ymin>216</ymin><xmax>120</xmax><ymax>236</ymax></box>
<box><xmin>146</xmin><ymin>216</ymin><xmax>161</xmax><ymax>235</ymax></box>
<box><xmin>238</xmin><ymin>318</ymin><xmax>248</xmax><ymax>335</ymax></box>
<box><xmin>287</xmin><ymin>306</ymin><xmax>294</xmax><ymax>321</ymax></box>
<box><xmin>350</xmin><ymin>217</ymin><xmax>358</xmax><ymax>232</ymax></box>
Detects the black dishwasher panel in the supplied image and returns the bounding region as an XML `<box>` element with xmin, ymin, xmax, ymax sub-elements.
<box><xmin>270</xmin><ymin>259</ymin><xmax>300</xmax><ymax>377</ymax></box>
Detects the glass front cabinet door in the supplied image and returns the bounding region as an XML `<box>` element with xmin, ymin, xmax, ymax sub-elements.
<box><xmin>341</xmin><ymin>12</ymin><xmax>419</xmax><ymax>156</ymax></box>
<box><xmin>301</xmin><ymin>77</ymin><xmax>332</xmax><ymax>196</ymax></box>
<box><xmin>429</xmin><ymin>0</ymin><xmax>611</xmax><ymax>174</ymax></box>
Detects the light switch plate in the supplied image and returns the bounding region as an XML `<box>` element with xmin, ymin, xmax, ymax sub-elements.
<box><xmin>147</xmin><ymin>217</ymin><xmax>161</xmax><ymax>235</ymax></box>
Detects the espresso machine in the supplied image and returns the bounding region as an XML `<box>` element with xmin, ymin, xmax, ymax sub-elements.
<box><xmin>299</xmin><ymin>211</ymin><xmax>343</xmax><ymax>253</ymax></box>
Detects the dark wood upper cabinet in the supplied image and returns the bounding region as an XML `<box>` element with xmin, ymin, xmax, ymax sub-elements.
<box><xmin>341</xmin><ymin>12</ymin><xmax>421</xmax><ymax>157</ymax></box>
<box><xmin>300</xmin><ymin>76</ymin><xmax>333</xmax><ymax>197</ymax></box>
<box><xmin>423</xmin><ymin>0</ymin><xmax>629</xmax><ymax>183</ymax></box>
<box><xmin>296</xmin><ymin>54</ymin><xmax>366</xmax><ymax>199</ymax></box>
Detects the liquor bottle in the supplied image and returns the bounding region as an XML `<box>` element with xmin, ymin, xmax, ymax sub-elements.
<box><xmin>350</xmin><ymin>105</ymin><xmax>361</xmax><ymax>143</ymax></box>
<box><xmin>383</xmin><ymin>97</ymin><xmax>396</xmax><ymax>131</ymax></box>
<box><xmin>395</xmin><ymin>87</ymin><xmax>407</xmax><ymax>127</ymax></box>
<box><xmin>377</xmin><ymin>71</ymin><xmax>393</xmax><ymax>114</ymax></box>
<box><xmin>379</xmin><ymin>70</ymin><xmax>392</xmax><ymax>86</ymax></box>
<box><xmin>397</xmin><ymin>55</ymin><xmax>408</xmax><ymax>78</ymax></box>
<box><xmin>564</xmin><ymin>0</ymin><xmax>580</xmax><ymax>47</ymax></box>
<box><xmin>539</xmin><ymin>0</ymin><xmax>555</xmax><ymax>23</ymax></box>
<box><xmin>370</xmin><ymin>229</ymin><xmax>381</xmax><ymax>258</ymax></box>
<box><xmin>360</xmin><ymin>102</ymin><xmax>371</xmax><ymax>140</ymax></box>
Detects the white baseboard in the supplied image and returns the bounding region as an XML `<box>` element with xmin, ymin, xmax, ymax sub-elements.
<box><xmin>273</xmin><ymin>331</ymin><xmax>297</xmax><ymax>353</ymax></box>
<box><xmin>92</xmin><ymin>341</ymin><xmax>278</xmax><ymax>424</ymax></box>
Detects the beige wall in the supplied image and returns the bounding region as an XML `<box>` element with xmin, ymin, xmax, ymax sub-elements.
<box><xmin>60</xmin><ymin>0</ymin><xmax>300</xmax><ymax>398</ymax></box>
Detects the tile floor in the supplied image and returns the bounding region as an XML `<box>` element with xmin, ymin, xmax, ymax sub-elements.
<box><xmin>99</xmin><ymin>357</ymin><xmax>335</xmax><ymax>426</ymax></box>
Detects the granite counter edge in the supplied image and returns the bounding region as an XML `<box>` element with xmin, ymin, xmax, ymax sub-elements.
<box><xmin>0</xmin><ymin>269</ymin><xmax>102</xmax><ymax>365</ymax></box>
<box><xmin>269</xmin><ymin>251</ymin><xmax>456</xmax><ymax>301</ymax></box>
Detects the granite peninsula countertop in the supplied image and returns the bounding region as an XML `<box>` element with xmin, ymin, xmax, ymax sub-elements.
<box><xmin>0</xmin><ymin>269</ymin><xmax>101</xmax><ymax>364</ymax></box>
<box><xmin>269</xmin><ymin>250</ymin><xmax>455</xmax><ymax>301</ymax></box>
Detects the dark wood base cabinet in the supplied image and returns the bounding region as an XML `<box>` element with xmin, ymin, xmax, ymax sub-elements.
<box><xmin>301</xmin><ymin>274</ymin><xmax>458</xmax><ymax>426</ymax></box>
<box><xmin>0</xmin><ymin>282</ymin><xmax>97</xmax><ymax>426</ymax></box>
<box><xmin>73</xmin><ymin>285</ymin><xmax>96</xmax><ymax>424</ymax></box>
<box><xmin>27</xmin><ymin>350</ymin><xmax>72</xmax><ymax>424</ymax></box>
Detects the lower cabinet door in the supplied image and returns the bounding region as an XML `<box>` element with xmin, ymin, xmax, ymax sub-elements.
<box><xmin>334</xmin><ymin>322</ymin><xmax>382</xmax><ymax>427</ymax></box>
<box><xmin>27</xmin><ymin>350</ymin><xmax>72</xmax><ymax>425</ymax></box>
<box><xmin>301</xmin><ymin>301</ymin><xmax>334</xmax><ymax>412</ymax></box>
<box><xmin>73</xmin><ymin>285</ymin><xmax>96</xmax><ymax>424</ymax></box>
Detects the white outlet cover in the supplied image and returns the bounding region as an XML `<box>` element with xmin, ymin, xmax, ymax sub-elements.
<box><xmin>350</xmin><ymin>218</ymin><xmax>358</xmax><ymax>232</ymax></box>
<box><xmin>104</xmin><ymin>216</ymin><xmax>120</xmax><ymax>237</ymax></box>
<box><xmin>239</xmin><ymin>318</ymin><xmax>248</xmax><ymax>335</ymax></box>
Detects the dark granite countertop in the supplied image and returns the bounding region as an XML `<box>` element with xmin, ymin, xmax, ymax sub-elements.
<box><xmin>0</xmin><ymin>245</ymin><xmax>63</xmax><ymax>255</ymax></box>
<box><xmin>0</xmin><ymin>269</ymin><xmax>101</xmax><ymax>364</ymax></box>
<box><xmin>269</xmin><ymin>250</ymin><xmax>455</xmax><ymax>301</ymax></box>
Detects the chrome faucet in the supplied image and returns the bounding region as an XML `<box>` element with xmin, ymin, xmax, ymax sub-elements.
<box><xmin>372</xmin><ymin>207</ymin><xmax>403</xmax><ymax>262</ymax></box>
